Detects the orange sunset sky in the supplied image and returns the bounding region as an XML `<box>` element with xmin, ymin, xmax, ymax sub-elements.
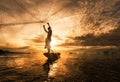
<box><xmin>0</xmin><ymin>0</ymin><xmax>120</xmax><ymax>48</ymax></box>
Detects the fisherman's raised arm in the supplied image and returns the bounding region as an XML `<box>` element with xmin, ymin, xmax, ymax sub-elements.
<box><xmin>43</xmin><ymin>25</ymin><xmax>48</xmax><ymax>33</ymax></box>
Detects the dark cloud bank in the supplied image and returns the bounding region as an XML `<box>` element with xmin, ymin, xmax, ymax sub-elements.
<box><xmin>75</xmin><ymin>27</ymin><xmax>120</xmax><ymax>46</ymax></box>
<box><xmin>63</xmin><ymin>26</ymin><xmax>120</xmax><ymax>46</ymax></box>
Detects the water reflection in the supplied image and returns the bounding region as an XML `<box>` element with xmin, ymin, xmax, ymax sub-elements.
<box><xmin>43</xmin><ymin>53</ymin><xmax>60</xmax><ymax>81</ymax></box>
<box><xmin>1</xmin><ymin>46</ymin><xmax>119</xmax><ymax>81</ymax></box>
<box><xmin>6</xmin><ymin>57</ymin><xmax>25</xmax><ymax>69</ymax></box>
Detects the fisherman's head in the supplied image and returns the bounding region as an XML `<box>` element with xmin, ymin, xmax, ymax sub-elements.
<box><xmin>48</xmin><ymin>27</ymin><xmax>51</xmax><ymax>30</ymax></box>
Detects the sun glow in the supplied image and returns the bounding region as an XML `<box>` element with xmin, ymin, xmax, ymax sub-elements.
<box><xmin>51</xmin><ymin>38</ymin><xmax>58</xmax><ymax>47</ymax></box>
<box><xmin>51</xmin><ymin>38</ymin><xmax>61</xmax><ymax>47</ymax></box>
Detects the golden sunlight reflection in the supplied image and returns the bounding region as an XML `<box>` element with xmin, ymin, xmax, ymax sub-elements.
<box><xmin>14</xmin><ymin>58</ymin><xmax>25</xmax><ymax>68</ymax></box>
<box><xmin>48</xmin><ymin>62</ymin><xmax>58</xmax><ymax>77</ymax></box>
<box><xmin>7</xmin><ymin>58</ymin><xmax>25</xmax><ymax>68</ymax></box>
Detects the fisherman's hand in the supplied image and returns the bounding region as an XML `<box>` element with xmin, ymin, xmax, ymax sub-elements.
<box><xmin>47</xmin><ymin>23</ymin><xmax>49</xmax><ymax>25</ymax></box>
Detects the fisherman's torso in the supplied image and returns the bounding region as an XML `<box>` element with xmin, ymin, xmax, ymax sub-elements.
<box><xmin>47</xmin><ymin>30</ymin><xmax>52</xmax><ymax>40</ymax></box>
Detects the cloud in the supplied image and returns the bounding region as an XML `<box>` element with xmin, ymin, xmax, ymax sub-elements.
<box><xmin>29</xmin><ymin>35</ymin><xmax>45</xmax><ymax>43</ymax></box>
<box><xmin>62</xmin><ymin>26</ymin><xmax>120</xmax><ymax>46</ymax></box>
<box><xmin>0</xmin><ymin>0</ymin><xmax>120</xmax><ymax>47</ymax></box>
<box><xmin>53</xmin><ymin>35</ymin><xmax>63</xmax><ymax>40</ymax></box>
<box><xmin>1</xmin><ymin>0</ymin><xmax>119</xmax><ymax>31</ymax></box>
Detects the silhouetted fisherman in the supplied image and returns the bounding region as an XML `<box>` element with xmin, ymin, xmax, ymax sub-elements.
<box><xmin>43</xmin><ymin>23</ymin><xmax>52</xmax><ymax>53</ymax></box>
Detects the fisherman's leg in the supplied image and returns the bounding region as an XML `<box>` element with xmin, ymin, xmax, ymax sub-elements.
<box><xmin>45</xmin><ymin>39</ymin><xmax>47</xmax><ymax>48</ymax></box>
<box><xmin>48</xmin><ymin>41</ymin><xmax>51</xmax><ymax>53</ymax></box>
<box><xmin>48</xmin><ymin>48</ymin><xmax>50</xmax><ymax>54</ymax></box>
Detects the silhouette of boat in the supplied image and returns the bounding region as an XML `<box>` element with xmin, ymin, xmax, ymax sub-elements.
<box><xmin>43</xmin><ymin>52</ymin><xmax>60</xmax><ymax>60</ymax></box>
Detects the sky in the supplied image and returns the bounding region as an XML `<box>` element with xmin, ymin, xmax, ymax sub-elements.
<box><xmin>0</xmin><ymin>0</ymin><xmax>120</xmax><ymax>48</ymax></box>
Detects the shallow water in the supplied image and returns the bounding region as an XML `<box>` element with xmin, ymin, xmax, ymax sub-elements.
<box><xmin>0</xmin><ymin>47</ymin><xmax>120</xmax><ymax>82</ymax></box>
